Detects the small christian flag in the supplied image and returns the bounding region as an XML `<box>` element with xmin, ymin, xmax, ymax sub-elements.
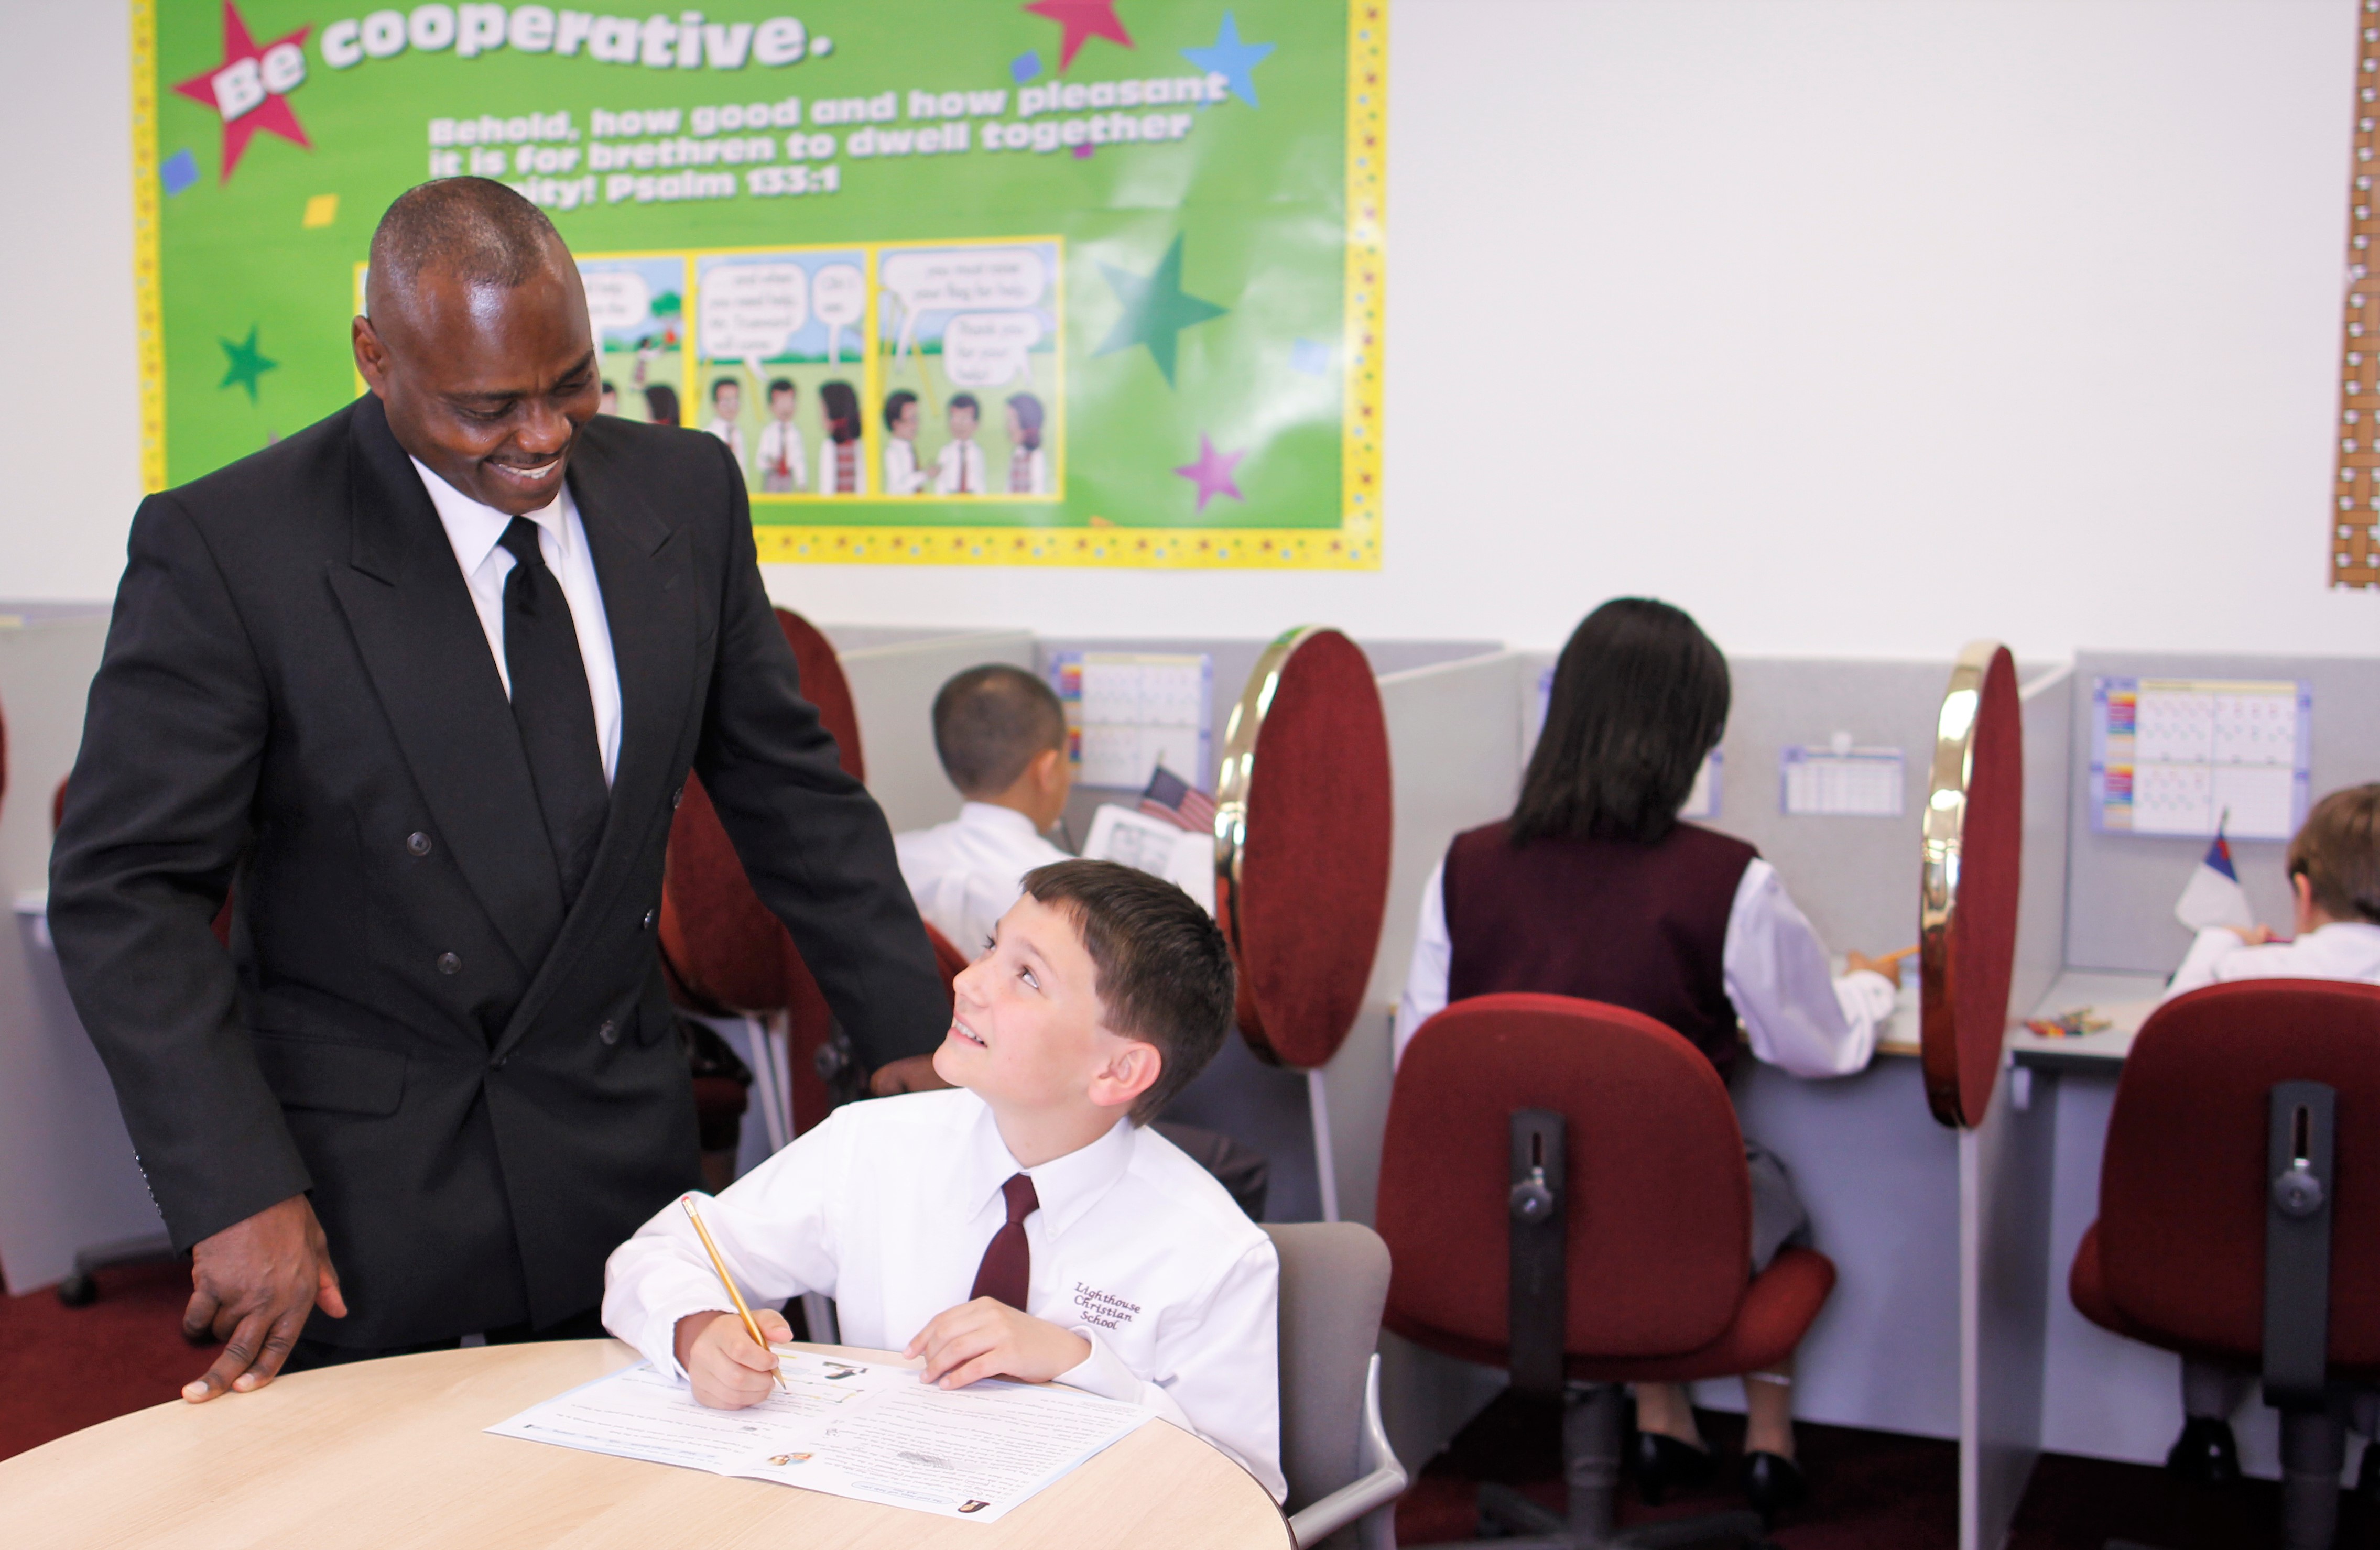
<box><xmin>1138</xmin><ymin>765</ymin><xmax>1217</xmax><ymax>835</ymax></box>
<box><xmin>2175</xmin><ymin>819</ymin><xmax>2254</xmax><ymax>932</ymax></box>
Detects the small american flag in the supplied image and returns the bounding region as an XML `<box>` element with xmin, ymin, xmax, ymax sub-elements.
<box><xmin>1139</xmin><ymin>765</ymin><xmax>1217</xmax><ymax>834</ymax></box>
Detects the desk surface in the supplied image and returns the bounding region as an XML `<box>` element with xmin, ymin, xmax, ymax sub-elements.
<box><xmin>0</xmin><ymin>1339</ymin><xmax>1290</xmax><ymax>1550</ymax></box>
<box><xmin>2006</xmin><ymin>969</ymin><xmax>2166</xmax><ymax>1072</ymax></box>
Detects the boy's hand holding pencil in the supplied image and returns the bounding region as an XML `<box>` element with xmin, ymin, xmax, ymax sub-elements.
<box><xmin>674</xmin><ymin>1196</ymin><xmax>793</xmax><ymax>1410</ymax></box>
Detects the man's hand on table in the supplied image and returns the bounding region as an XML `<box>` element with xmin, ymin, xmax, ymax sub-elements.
<box><xmin>868</xmin><ymin>1054</ymin><xmax>953</xmax><ymax>1098</ymax></box>
<box><xmin>180</xmin><ymin>1193</ymin><xmax>345</xmax><ymax>1402</ymax></box>
<box><xmin>676</xmin><ymin>1308</ymin><xmax>794</xmax><ymax>1409</ymax></box>
<box><xmin>905</xmin><ymin>1297</ymin><xmax>1091</xmax><ymax>1390</ymax></box>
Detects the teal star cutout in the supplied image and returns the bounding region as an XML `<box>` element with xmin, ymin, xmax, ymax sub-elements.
<box><xmin>1094</xmin><ymin>235</ymin><xmax>1227</xmax><ymax>386</ymax></box>
<box><xmin>219</xmin><ymin>325</ymin><xmax>277</xmax><ymax>403</ymax></box>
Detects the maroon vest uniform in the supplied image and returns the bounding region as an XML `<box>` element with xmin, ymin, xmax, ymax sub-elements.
<box><xmin>1441</xmin><ymin>818</ymin><xmax>1758</xmax><ymax>1075</ymax></box>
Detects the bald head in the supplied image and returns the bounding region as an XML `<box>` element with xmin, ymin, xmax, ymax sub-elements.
<box><xmin>367</xmin><ymin>177</ymin><xmax>566</xmax><ymax>311</ymax></box>
<box><xmin>352</xmin><ymin>178</ymin><xmax>599</xmax><ymax>517</ymax></box>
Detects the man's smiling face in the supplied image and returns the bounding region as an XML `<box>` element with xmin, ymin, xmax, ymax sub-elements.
<box><xmin>353</xmin><ymin>245</ymin><xmax>599</xmax><ymax>516</ymax></box>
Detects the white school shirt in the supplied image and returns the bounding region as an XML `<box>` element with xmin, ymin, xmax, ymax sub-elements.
<box><xmin>1008</xmin><ymin>443</ymin><xmax>1051</xmax><ymax>495</ymax></box>
<box><xmin>602</xmin><ymin>1087</ymin><xmax>1286</xmax><ymax>1501</ymax></box>
<box><xmin>933</xmin><ymin>437</ymin><xmax>988</xmax><ymax>495</ymax></box>
<box><xmin>704</xmin><ymin>417</ymin><xmax>746</xmax><ymax>471</ymax></box>
<box><xmin>884</xmin><ymin>436</ymin><xmax>929</xmax><ymax>495</ymax></box>
<box><xmin>2164</xmin><ymin>921</ymin><xmax>2380</xmax><ymax>1001</ymax></box>
<box><xmin>1394</xmin><ymin>855</ymin><xmax>1896</xmax><ymax>1078</ymax></box>
<box><xmin>894</xmin><ymin>802</ymin><xmax>1070</xmax><ymax>954</ymax></box>
<box><xmin>411</xmin><ymin>457</ymin><xmax>622</xmax><ymax>784</ymax></box>
<box><xmin>756</xmin><ymin>418</ymin><xmax>807</xmax><ymax>489</ymax></box>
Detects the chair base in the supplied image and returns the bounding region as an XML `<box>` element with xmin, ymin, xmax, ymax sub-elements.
<box><xmin>1425</xmin><ymin>1387</ymin><xmax>1776</xmax><ymax>1550</ymax></box>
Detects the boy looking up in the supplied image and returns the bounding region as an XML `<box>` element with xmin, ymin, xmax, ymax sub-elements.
<box><xmin>603</xmin><ymin>861</ymin><xmax>1284</xmax><ymax>1500</ymax></box>
<box><xmin>896</xmin><ymin>665</ymin><xmax>1072</xmax><ymax>954</ymax></box>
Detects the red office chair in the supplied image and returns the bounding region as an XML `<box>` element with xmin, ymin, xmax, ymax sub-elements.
<box><xmin>659</xmin><ymin>607</ymin><xmax>870</xmax><ymax>1139</ymax></box>
<box><xmin>1379</xmin><ymin>995</ymin><xmax>1830</xmax><ymax>1548</ymax></box>
<box><xmin>2070</xmin><ymin>979</ymin><xmax>2380</xmax><ymax>1550</ymax></box>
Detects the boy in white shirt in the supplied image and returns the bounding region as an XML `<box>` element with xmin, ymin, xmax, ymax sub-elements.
<box><xmin>895</xmin><ymin>665</ymin><xmax>1072</xmax><ymax>955</ymax></box>
<box><xmin>603</xmin><ymin>860</ymin><xmax>1284</xmax><ymax>1500</ymax></box>
<box><xmin>757</xmin><ymin>378</ymin><xmax>807</xmax><ymax>493</ymax></box>
<box><xmin>883</xmin><ymin>390</ymin><xmax>928</xmax><ymax>495</ymax></box>
<box><xmin>704</xmin><ymin>377</ymin><xmax>747</xmax><ymax>472</ymax></box>
<box><xmin>2159</xmin><ymin>783</ymin><xmax>2380</xmax><ymax>1486</ymax></box>
<box><xmin>934</xmin><ymin>394</ymin><xmax>987</xmax><ymax>495</ymax></box>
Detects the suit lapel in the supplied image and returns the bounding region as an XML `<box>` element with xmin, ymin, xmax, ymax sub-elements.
<box><xmin>491</xmin><ymin>422</ymin><xmax>697</xmax><ymax>1061</ymax></box>
<box><xmin>327</xmin><ymin>396</ymin><xmax>566</xmax><ymax>975</ymax></box>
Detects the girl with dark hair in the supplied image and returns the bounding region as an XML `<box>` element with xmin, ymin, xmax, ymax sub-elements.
<box><xmin>642</xmin><ymin>382</ymin><xmax>680</xmax><ymax>427</ymax></box>
<box><xmin>1395</xmin><ymin>597</ymin><xmax>1905</xmax><ymax>1519</ymax></box>
<box><xmin>819</xmin><ymin>380</ymin><xmax>864</xmax><ymax>494</ymax></box>
<box><xmin>1005</xmin><ymin>393</ymin><xmax>1049</xmax><ymax>494</ymax></box>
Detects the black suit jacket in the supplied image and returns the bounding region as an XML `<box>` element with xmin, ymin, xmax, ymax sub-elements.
<box><xmin>49</xmin><ymin>394</ymin><xmax>947</xmax><ymax>1348</ymax></box>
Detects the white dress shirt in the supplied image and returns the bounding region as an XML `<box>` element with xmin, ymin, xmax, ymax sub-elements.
<box><xmin>756</xmin><ymin>418</ymin><xmax>807</xmax><ymax>490</ymax></box>
<box><xmin>603</xmin><ymin>1087</ymin><xmax>1285</xmax><ymax>1500</ymax></box>
<box><xmin>1395</xmin><ymin>855</ymin><xmax>1896</xmax><ymax>1078</ymax></box>
<box><xmin>933</xmin><ymin>437</ymin><xmax>988</xmax><ymax>495</ymax></box>
<box><xmin>411</xmin><ymin>457</ymin><xmax>622</xmax><ymax>783</ymax></box>
<box><xmin>2164</xmin><ymin>920</ymin><xmax>2380</xmax><ymax>1001</ymax></box>
<box><xmin>704</xmin><ymin>416</ymin><xmax>746</xmax><ymax>471</ymax></box>
<box><xmin>894</xmin><ymin>802</ymin><xmax>1070</xmax><ymax>955</ymax></box>
<box><xmin>884</xmin><ymin>436</ymin><xmax>929</xmax><ymax>495</ymax></box>
<box><xmin>1008</xmin><ymin>443</ymin><xmax>1050</xmax><ymax>494</ymax></box>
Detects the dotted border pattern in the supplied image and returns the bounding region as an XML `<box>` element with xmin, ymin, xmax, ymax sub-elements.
<box><xmin>2335</xmin><ymin>4</ymin><xmax>2380</xmax><ymax>587</ymax></box>
<box><xmin>134</xmin><ymin>0</ymin><xmax>166</xmax><ymax>495</ymax></box>
<box><xmin>752</xmin><ymin>2</ymin><xmax>1386</xmax><ymax>571</ymax></box>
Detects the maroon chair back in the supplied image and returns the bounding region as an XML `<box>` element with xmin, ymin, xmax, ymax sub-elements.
<box><xmin>1214</xmin><ymin>627</ymin><xmax>1393</xmax><ymax>1069</ymax></box>
<box><xmin>1379</xmin><ymin>994</ymin><xmax>1752</xmax><ymax>1360</ymax></box>
<box><xmin>1919</xmin><ymin>641</ymin><xmax>2024</xmax><ymax>1128</ymax></box>
<box><xmin>920</xmin><ymin>920</ymin><xmax>971</xmax><ymax>1002</ymax></box>
<box><xmin>2089</xmin><ymin>979</ymin><xmax>2380</xmax><ymax>1367</ymax></box>
<box><xmin>657</xmin><ymin>607</ymin><xmax>865</xmax><ymax>1133</ymax></box>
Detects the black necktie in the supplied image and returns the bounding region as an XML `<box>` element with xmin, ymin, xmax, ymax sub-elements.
<box><xmin>498</xmin><ymin>517</ymin><xmax>607</xmax><ymax>904</ymax></box>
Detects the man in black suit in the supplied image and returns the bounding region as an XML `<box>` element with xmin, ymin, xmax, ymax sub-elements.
<box><xmin>49</xmin><ymin>179</ymin><xmax>949</xmax><ymax>1399</ymax></box>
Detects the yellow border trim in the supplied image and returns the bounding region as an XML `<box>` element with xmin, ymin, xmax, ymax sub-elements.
<box><xmin>756</xmin><ymin>2</ymin><xmax>1385</xmax><ymax>570</ymax></box>
<box><xmin>133</xmin><ymin>0</ymin><xmax>165</xmax><ymax>493</ymax></box>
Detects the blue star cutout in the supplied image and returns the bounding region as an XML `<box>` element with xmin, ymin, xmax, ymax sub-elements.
<box><xmin>1181</xmin><ymin>12</ymin><xmax>1275</xmax><ymax>108</ymax></box>
<box><xmin>1095</xmin><ymin>235</ymin><xmax>1228</xmax><ymax>387</ymax></box>
<box><xmin>219</xmin><ymin>325</ymin><xmax>277</xmax><ymax>403</ymax></box>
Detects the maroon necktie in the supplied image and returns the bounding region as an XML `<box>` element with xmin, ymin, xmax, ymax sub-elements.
<box><xmin>970</xmin><ymin>1173</ymin><xmax>1039</xmax><ymax>1310</ymax></box>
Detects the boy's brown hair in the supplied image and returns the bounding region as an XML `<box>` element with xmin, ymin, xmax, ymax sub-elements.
<box><xmin>2288</xmin><ymin>783</ymin><xmax>2380</xmax><ymax>925</ymax></box>
<box><xmin>1020</xmin><ymin>860</ymin><xmax>1235</xmax><ymax>1125</ymax></box>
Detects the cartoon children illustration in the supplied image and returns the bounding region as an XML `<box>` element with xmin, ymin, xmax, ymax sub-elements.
<box><xmin>883</xmin><ymin>389</ymin><xmax>928</xmax><ymax>495</ymax></box>
<box><xmin>757</xmin><ymin>378</ymin><xmax>807</xmax><ymax>493</ymax></box>
<box><xmin>819</xmin><ymin>380</ymin><xmax>865</xmax><ymax>494</ymax></box>
<box><xmin>1005</xmin><ymin>393</ymin><xmax>1049</xmax><ymax>495</ymax></box>
<box><xmin>705</xmin><ymin>377</ymin><xmax>746</xmax><ymax>472</ymax></box>
<box><xmin>933</xmin><ymin>394</ymin><xmax>987</xmax><ymax>495</ymax></box>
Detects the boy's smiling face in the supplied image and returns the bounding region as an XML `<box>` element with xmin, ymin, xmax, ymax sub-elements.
<box><xmin>932</xmin><ymin>894</ymin><xmax>1154</xmax><ymax>1122</ymax></box>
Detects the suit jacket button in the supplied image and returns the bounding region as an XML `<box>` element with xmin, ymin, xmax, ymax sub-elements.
<box><xmin>406</xmin><ymin>831</ymin><xmax>432</xmax><ymax>857</ymax></box>
<box><xmin>597</xmin><ymin>1019</ymin><xmax>620</xmax><ymax>1044</ymax></box>
<box><xmin>642</xmin><ymin>908</ymin><xmax>657</xmax><ymax>931</ymax></box>
<box><xmin>437</xmin><ymin>951</ymin><xmax>462</xmax><ymax>976</ymax></box>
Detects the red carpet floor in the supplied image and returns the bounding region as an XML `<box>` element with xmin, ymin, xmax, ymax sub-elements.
<box><xmin>0</xmin><ymin>1259</ymin><xmax>205</xmax><ymax>1461</ymax></box>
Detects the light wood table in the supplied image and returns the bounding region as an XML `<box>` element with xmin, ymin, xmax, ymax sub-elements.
<box><xmin>2</xmin><ymin>1339</ymin><xmax>1292</xmax><ymax>1549</ymax></box>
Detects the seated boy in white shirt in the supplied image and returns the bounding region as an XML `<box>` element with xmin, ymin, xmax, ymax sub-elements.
<box><xmin>2159</xmin><ymin>782</ymin><xmax>2380</xmax><ymax>1486</ymax></box>
<box><xmin>894</xmin><ymin>665</ymin><xmax>1073</xmax><ymax>955</ymax></box>
<box><xmin>602</xmin><ymin>860</ymin><xmax>1285</xmax><ymax>1500</ymax></box>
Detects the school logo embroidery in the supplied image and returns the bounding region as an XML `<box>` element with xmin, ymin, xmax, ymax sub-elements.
<box><xmin>172</xmin><ymin>1</ymin><xmax>314</xmax><ymax>183</ymax></box>
<box><xmin>1071</xmin><ymin>1282</ymin><xmax>1141</xmax><ymax>1331</ymax></box>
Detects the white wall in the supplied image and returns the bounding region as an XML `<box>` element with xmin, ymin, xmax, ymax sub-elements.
<box><xmin>5</xmin><ymin>1</ymin><xmax>2374</xmax><ymax>661</ymax></box>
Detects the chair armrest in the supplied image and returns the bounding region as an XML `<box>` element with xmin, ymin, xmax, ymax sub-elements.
<box><xmin>1287</xmin><ymin>1353</ymin><xmax>1409</xmax><ymax>1548</ymax></box>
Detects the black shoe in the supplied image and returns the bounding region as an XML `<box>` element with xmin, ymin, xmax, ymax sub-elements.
<box><xmin>1630</xmin><ymin>1428</ymin><xmax>1714</xmax><ymax>1505</ymax></box>
<box><xmin>2165</xmin><ymin>1416</ymin><xmax>2240</xmax><ymax>1484</ymax></box>
<box><xmin>1741</xmin><ymin>1451</ymin><xmax>1808</xmax><ymax>1523</ymax></box>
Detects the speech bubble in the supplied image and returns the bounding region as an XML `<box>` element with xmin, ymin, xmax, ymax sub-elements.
<box><xmin>881</xmin><ymin>248</ymin><xmax>1046</xmax><ymax>313</ymax></box>
<box><xmin>941</xmin><ymin>312</ymin><xmax>1042</xmax><ymax>388</ymax></box>
<box><xmin>812</xmin><ymin>262</ymin><xmax>863</xmax><ymax>364</ymax></box>
<box><xmin>700</xmin><ymin>263</ymin><xmax>808</xmax><ymax>360</ymax></box>
<box><xmin>582</xmin><ymin>268</ymin><xmax>651</xmax><ymax>338</ymax></box>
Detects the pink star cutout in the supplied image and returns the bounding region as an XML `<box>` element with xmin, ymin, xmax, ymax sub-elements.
<box><xmin>173</xmin><ymin>2</ymin><xmax>312</xmax><ymax>183</ymax></box>
<box><xmin>1173</xmin><ymin>435</ymin><xmax>1246</xmax><ymax>512</ymax></box>
<box><xmin>1023</xmin><ymin>0</ymin><xmax>1133</xmax><ymax>72</ymax></box>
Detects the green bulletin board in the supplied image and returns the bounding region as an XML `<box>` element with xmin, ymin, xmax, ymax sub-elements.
<box><xmin>137</xmin><ymin>0</ymin><xmax>1386</xmax><ymax>568</ymax></box>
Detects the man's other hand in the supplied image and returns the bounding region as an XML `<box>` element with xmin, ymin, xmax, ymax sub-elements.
<box><xmin>905</xmin><ymin>1297</ymin><xmax>1091</xmax><ymax>1390</ymax></box>
<box><xmin>676</xmin><ymin>1308</ymin><xmax>792</xmax><ymax>1409</ymax></box>
<box><xmin>180</xmin><ymin>1194</ymin><xmax>345</xmax><ymax>1402</ymax></box>
<box><xmin>868</xmin><ymin>1054</ymin><xmax>953</xmax><ymax>1098</ymax></box>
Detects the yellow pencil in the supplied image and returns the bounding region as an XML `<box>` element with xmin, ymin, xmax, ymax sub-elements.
<box><xmin>680</xmin><ymin>1196</ymin><xmax>788</xmax><ymax>1392</ymax></box>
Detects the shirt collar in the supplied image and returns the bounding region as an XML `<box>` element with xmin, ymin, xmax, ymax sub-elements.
<box><xmin>959</xmin><ymin>1096</ymin><xmax>1138</xmax><ymax>1240</ymax></box>
<box><xmin>958</xmin><ymin>802</ymin><xmax>1046</xmax><ymax>843</ymax></box>
<box><xmin>409</xmin><ymin>455</ymin><xmax>569</xmax><ymax>580</ymax></box>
